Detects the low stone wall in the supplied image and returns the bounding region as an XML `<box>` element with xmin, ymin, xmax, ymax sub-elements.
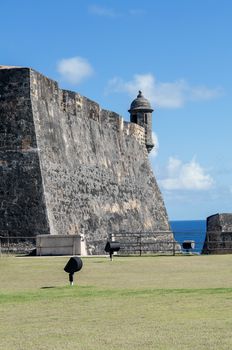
<box><xmin>36</xmin><ymin>235</ymin><xmax>83</xmax><ymax>256</ymax></box>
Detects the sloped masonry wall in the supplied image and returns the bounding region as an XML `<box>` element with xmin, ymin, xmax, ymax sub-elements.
<box><xmin>0</xmin><ymin>67</ymin><xmax>172</xmax><ymax>254</ymax></box>
<box><xmin>0</xmin><ymin>68</ymin><xmax>49</xmax><ymax>238</ymax></box>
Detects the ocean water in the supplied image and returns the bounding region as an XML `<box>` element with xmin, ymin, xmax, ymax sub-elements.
<box><xmin>170</xmin><ymin>220</ymin><xmax>206</xmax><ymax>253</ymax></box>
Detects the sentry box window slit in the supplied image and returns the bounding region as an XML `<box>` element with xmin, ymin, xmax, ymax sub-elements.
<box><xmin>64</xmin><ymin>256</ymin><xmax>83</xmax><ymax>286</ymax></box>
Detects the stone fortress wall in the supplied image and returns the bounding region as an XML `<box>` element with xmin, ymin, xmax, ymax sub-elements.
<box><xmin>0</xmin><ymin>66</ymin><xmax>172</xmax><ymax>254</ymax></box>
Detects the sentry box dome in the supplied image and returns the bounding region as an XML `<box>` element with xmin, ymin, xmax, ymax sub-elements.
<box><xmin>64</xmin><ymin>256</ymin><xmax>83</xmax><ymax>286</ymax></box>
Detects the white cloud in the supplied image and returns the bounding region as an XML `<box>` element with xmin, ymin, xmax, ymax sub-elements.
<box><xmin>129</xmin><ymin>9</ymin><xmax>146</xmax><ymax>16</ymax></box>
<box><xmin>107</xmin><ymin>74</ymin><xmax>223</xmax><ymax>108</ymax></box>
<box><xmin>159</xmin><ymin>157</ymin><xmax>214</xmax><ymax>190</ymax></box>
<box><xmin>57</xmin><ymin>57</ymin><xmax>94</xmax><ymax>85</ymax></box>
<box><xmin>88</xmin><ymin>5</ymin><xmax>120</xmax><ymax>18</ymax></box>
<box><xmin>88</xmin><ymin>5</ymin><xmax>145</xmax><ymax>18</ymax></box>
<box><xmin>149</xmin><ymin>132</ymin><xmax>159</xmax><ymax>158</ymax></box>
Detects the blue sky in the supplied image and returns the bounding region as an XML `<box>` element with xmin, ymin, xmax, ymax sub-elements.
<box><xmin>1</xmin><ymin>0</ymin><xmax>232</xmax><ymax>220</ymax></box>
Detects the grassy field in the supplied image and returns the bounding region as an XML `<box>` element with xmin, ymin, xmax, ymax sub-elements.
<box><xmin>0</xmin><ymin>255</ymin><xmax>232</xmax><ymax>350</ymax></box>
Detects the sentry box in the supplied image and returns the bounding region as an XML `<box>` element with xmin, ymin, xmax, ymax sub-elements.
<box><xmin>64</xmin><ymin>256</ymin><xmax>83</xmax><ymax>286</ymax></box>
<box><xmin>105</xmin><ymin>241</ymin><xmax>120</xmax><ymax>260</ymax></box>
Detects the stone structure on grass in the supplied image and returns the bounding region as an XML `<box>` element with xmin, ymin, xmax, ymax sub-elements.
<box><xmin>0</xmin><ymin>66</ymin><xmax>173</xmax><ymax>254</ymax></box>
<box><xmin>202</xmin><ymin>213</ymin><xmax>232</xmax><ymax>254</ymax></box>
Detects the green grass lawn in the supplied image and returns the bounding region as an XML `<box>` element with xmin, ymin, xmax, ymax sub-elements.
<box><xmin>0</xmin><ymin>255</ymin><xmax>232</xmax><ymax>349</ymax></box>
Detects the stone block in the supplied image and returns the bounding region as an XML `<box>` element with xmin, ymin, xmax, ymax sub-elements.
<box><xmin>36</xmin><ymin>234</ymin><xmax>81</xmax><ymax>256</ymax></box>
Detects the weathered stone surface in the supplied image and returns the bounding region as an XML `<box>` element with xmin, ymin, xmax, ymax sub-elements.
<box><xmin>0</xmin><ymin>67</ymin><xmax>173</xmax><ymax>254</ymax></box>
<box><xmin>0</xmin><ymin>68</ymin><xmax>49</xmax><ymax>238</ymax></box>
<box><xmin>202</xmin><ymin>213</ymin><xmax>232</xmax><ymax>254</ymax></box>
<box><xmin>36</xmin><ymin>235</ymin><xmax>82</xmax><ymax>256</ymax></box>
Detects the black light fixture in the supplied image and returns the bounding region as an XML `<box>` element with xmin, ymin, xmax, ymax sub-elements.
<box><xmin>64</xmin><ymin>256</ymin><xmax>83</xmax><ymax>285</ymax></box>
<box><xmin>105</xmin><ymin>241</ymin><xmax>120</xmax><ymax>260</ymax></box>
<box><xmin>182</xmin><ymin>240</ymin><xmax>195</xmax><ymax>253</ymax></box>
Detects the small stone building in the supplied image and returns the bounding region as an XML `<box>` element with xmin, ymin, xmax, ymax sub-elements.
<box><xmin>202</xmin><ymin>213</ymin><xmax>232</xmax><ymax>254</ymax></box>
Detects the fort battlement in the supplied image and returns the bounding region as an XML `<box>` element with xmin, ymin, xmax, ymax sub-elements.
<box><xmin>30</xmin><ymin>69</ymin><xmax>148</xmax><ymax>150</ymax></box>
<box><xmin>0</xmin><ymin>66</ymin><xmax>172</xmax><ymax>254</ymax></box>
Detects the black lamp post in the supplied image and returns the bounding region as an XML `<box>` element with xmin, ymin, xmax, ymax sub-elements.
<box><xmin>105</xmin><ymin>241</ymin><xmax>120</xmax><ymax>260</ymax></box>
<box><xmin>64</xmin><ymin>256</ymin><xmax>83</xmax><ymax>285</ymax></box>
